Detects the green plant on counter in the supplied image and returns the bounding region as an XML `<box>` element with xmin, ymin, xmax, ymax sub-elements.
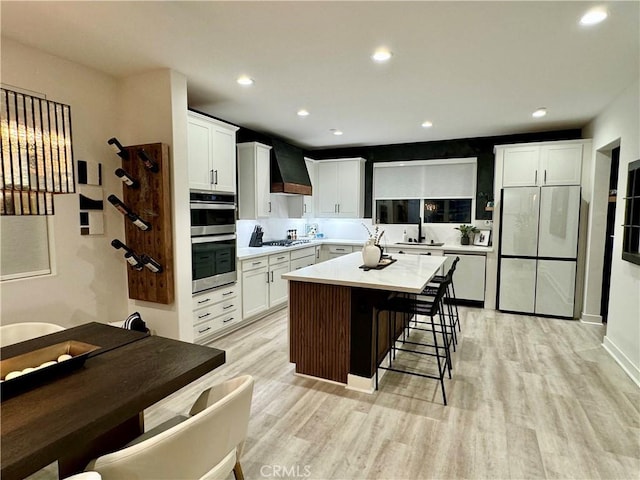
<box><xmin>455</xmin><ymin>224</ymin><xmax>479</xmax><ymax>245</ymax></box>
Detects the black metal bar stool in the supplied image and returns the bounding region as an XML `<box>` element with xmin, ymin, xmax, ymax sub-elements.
<box><xmin>374</xmin><ymin>278</ymin><xmax>451</xmax><ymax>405</ymax></box>
<box><xmin>419</xmin><ymin>256</ymin><xmax>461</xmax><ymax>347</ymax></box>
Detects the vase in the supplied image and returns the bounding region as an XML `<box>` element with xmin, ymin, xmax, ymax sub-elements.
<box><xmin>461</xmin><ymin>235</ymin><xmax>470</xmax><ymax>245</ymax></box>
<box><xmin>362</xmin><ymin>240</ymin><xmax>382</xmax><ymax>267</ymax></box>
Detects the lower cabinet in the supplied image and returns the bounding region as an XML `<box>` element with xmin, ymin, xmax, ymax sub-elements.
<box><xmin>240</xmin><ymin>252</ymin><xmax>291</xmax><ymax>319</ymax></box>
<box><xmin>320</xmin><ymin>244</ymin><xmax>354</xmax><ymax>262</ymax></box>
<box><xmin>443</xmin><ymin>253</ymin><xmax>486</xmax><ymax>302</ymax></box>
<box><xmin>290</xmin><ymin>246</ymin><xmax>316</xmax><ymax>270</ymax></box>
<box><xmin>192</xmin><ymin>282</ymin><xmax>241</xmax><ymax>344</ymax></box>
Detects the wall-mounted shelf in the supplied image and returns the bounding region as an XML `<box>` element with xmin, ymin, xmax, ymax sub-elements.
<box><xmin>119</xmin><ymin>142</ymin><xmax>174</xmax><ymax>304</ymax></box>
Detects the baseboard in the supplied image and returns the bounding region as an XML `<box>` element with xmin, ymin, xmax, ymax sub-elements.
<box><xmin>602</xmin><ymin>336</ymin><xmax>640</xmax><ymax>387</ymax></box>
<box><xmin>580</xmin><ymin>312</ymin><xmax>603</xmax><ymax>324</ymax></box>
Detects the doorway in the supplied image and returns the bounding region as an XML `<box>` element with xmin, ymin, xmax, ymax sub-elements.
<box><xmin>600</xmin><ymin>146</ymin><xmax>620</xmax><ymax>322</ymax></box>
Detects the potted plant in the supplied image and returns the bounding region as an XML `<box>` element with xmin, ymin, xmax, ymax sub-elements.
<box><xmin>455</xmin><ymin>224</ymin><xmax>479</xmax><ymax>245</ymax></box>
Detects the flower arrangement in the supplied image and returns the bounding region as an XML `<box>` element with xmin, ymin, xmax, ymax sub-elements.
<box><xmin>362</xmin><ymin>223</ymin><xmax>385</xmax><ymax>245</ymax></box>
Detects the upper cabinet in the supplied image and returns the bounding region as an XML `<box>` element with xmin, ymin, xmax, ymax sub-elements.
<box><xmin>187</xmin><ymin>111</ymin><xmax>239</xmax><ymax>193</ymax></box>
<box><xmin>500</xmin><ymin>141</ymin><xmax>587</xmax><ymax>187</ymax></box>
<box><xmin>302</xmin><ymin>158</ymin><xmax>316</xmax><ymax>218</ymax></box>
<box><xmin>316</xmin><ymin>158</ymin><xmax>365</xmax><ymax>218</ymax></box>
<box><xmin>237</xmin><ymin>142</ymin><xmax>273</xmax><ymax>219</ymax></box>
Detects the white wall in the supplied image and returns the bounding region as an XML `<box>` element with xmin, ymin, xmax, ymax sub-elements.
<box><xmin>118</xmin><ymin>69</ymin><xmax>190</xmax><ymax>340</ymax></box>
<box><xmin>583</xmin><ymin>78</ymin><xmax>640</xmax><ymax>385</ymax></box>
<box><xmin>0</xmin><ymin>38</ymin><xmax>129</xmax><ymax>327</ymax></box>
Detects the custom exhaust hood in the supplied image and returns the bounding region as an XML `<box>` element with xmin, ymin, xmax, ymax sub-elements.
<box><xmin>270</xmin><ymin>138</ymin><xmax>312</xmax><ymax>195</ymax></box>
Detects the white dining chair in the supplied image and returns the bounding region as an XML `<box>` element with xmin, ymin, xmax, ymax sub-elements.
<box><xmin>0</xmin><ymin>322</ymin><xmax>65</xmax><ymax>347</ymax></box>
<box><xmin>85</xmin><ymin>374</ymin><xmax>254</xmax><ymax>480</ymax></box>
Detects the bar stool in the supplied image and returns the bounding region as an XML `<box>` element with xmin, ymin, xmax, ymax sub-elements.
<box><xmin>420</xmin><ymin>256</ymin><xmax>461</xmax><ymax>345</ymax></box>
<box><xmin>374</xmin><ymin>278</ymin><xmax>451</xmax><ymax>405</ymax></box>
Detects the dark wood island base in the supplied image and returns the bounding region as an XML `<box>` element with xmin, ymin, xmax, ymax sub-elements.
<box><xmin>288</xmin><ymin>281</ymin><xmax>405</xmax><ymax>390</ymax></box>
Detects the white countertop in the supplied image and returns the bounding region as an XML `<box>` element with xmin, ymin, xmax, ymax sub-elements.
<box><xmin>281</xmin><ymin>251</ymin><xmax>447</xmax><ymax>294</ymax></box>
<box><xmin>237</xmin><ymin>238</ymin><xmax>491</xmax><ymax>260</ymax></box>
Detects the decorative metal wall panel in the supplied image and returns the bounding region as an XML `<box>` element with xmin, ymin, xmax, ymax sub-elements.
<box><xmin>0</xmin><ymin>87</ymin><xmax>75</xmax><ymax>215</ymax></box>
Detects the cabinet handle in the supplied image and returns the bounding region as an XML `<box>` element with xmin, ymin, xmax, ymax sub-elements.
<box><xmin>303</xmin><ymin>204</ymin><xmax>307</xmax><ymax>213</ymax></box>
<box><xmin>270</xmin><ymin>271</ymin><xmax>274</xmax><ymax>282</ymax></box>
<box><xmin>266</xmin><ymin>272</ymin><xmax>270</xmax><ymax>283</ymax></box>
<box><xmin>277</xmin><ymin>256</ymin><xmax>285</xmax><ymax>260</ymax></box>
<box><xmin>197</xmin><ymin>312</ymin><xmax>211</xmax><ymax>320</ymax></box>
<box><xmin>336</xmin><ymin>248</ymin><xmax>345</xmax><ymax>251</ymax></box>
<box><xmin>197</xmin><ymin>298</ymin><xmax>211</xmax><ymax>304</ymax></box>
<box><xmin>222</xmin><ymin>291</ymin><xmax>234</xmax><ymax>296</ymax></box>
<box><xmin>334</xmin><ymin>204</ymin><xmax>337</xmax><ymax>213</ymax></box>
<box><xmin>210</xmin><ymin>169</ymin><xmax>215</xmax><ymax>185</ymax></box>
<box><xmin>544</xmin><ymin>169</ymin><xmax>547</xmax><ymax>184</ymax></box>
<box><xmin>316</xmin><ymin>249</ymin><xmax>320</xmax><ymax>259</ymax></box>
<box><xmin>214</xmin><ymin>170</ymin><xmax>218</xmax><ymax>185</ymax></box>
<box><xmin>223</xmin><ymin>317</ymin><xmax>234</xmax><ymax>323</ymax></box>
<box><xmin>223</xmin><ymin>304</ymin><xmax>234</xmax><ymax>310</ymax></box>
<box><xmin>269</xmin><ymin>201</ymin><xmax>272</xmax><ymax>213</ymax></box>
<box><xmin>198</xmin><ymin>326</ymin><xmax>212</xmax><ymax>334</ymax></box>
<box><xmin>337</xmin><ymin>204</ymin><xmax>340</xmax><ymax>213</ymax></box>
<box><xmin>252</xmin><ymin>261</ymin><xmax>262</xmax><ymax>266</ymax></box>
<box><xmin>535</xmin><ymin>170</ymin><xmax>538</xmax><ymax>184</ymax></box>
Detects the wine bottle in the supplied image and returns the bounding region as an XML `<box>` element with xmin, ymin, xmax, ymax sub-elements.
<box><xmin>115</xmin><ymin>168</ymin><xmax>139</xmax><ymax>188</ymax></box>
<box><xmin>137</xmin><ymin>149</ymin><xmax>159</xmax><ymax>173</ymax></box>
<box><xmin>107</xmin><ymin>137</ymin><xmax>129</xmax><ymax>160</ymax></box>
<box><xmin>107</xmin><ymin>194</ymin><xmax>152</xmax><ymax>231</ymax></box>
<box><xmin>141</xmin><ymin>254</ymin><xmax>163</xmax><ymax>273</ymax></box>
<box><xmin>111</xmin><ymin>239</ymin><xmax>143</xmax><ymax>270</ymax></box>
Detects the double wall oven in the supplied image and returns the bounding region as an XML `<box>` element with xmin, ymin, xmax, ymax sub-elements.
<box><xmin>190</xmin><ymin>191</ymin><xmax>237</xmax><ymax>294</ymax></box>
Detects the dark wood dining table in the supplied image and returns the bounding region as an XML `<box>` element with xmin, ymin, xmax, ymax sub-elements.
<box><xmin>0</xmin><ymin>322</ymin><xmax>226</xmax><ymax>480</ymax></box>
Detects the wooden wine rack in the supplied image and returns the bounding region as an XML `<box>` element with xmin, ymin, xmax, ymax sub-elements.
<box><xmin>120</xmin><ymin>142</ymin><xmax>174</xmax><ymax>304</ymax></box>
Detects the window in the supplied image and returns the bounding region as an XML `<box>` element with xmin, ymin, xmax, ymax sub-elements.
<box><xmin>373</xmin><ymin>158</ymin><xmax>476</xmax><ymax>224</ymax></box>
<box><xmin>622</xmin><ymin>159</ymin><xmax>640</xmax><ymax>265</ymax></box>
<box><xmin>0</xmin><ymin>215</ymin><xmax>52</xmax><ymax>280</ymax></box>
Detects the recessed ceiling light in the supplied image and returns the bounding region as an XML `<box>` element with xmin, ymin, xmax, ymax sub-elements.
<box><xmin>236</xmin><ymin>75</ymin><xmax>254</xmax><ymax>86</ymax></box>
<box><xmin>297</xmin><ymin>109</ymin><xmax>310</xmax><ymax>117</ymax></box>
<box><xmin>421</xmin><ymin>121</ymin><xmax>433</xmax><ymax>128</ymax></box>
<box><xmin>330</xmin><ymin>129</ymin><xmax>343</xmax><ymax>136</ymax></box>
<box><xmin>532</xmin><ymin>108</ymin><xmax>547</xmax><ymax>118</ymax></box>
<box><xmin>580</xmin><ymin>7</ymin><xmax>608</xmax><ymax>26</ymax></box>
<box><xmin>371</xmin><ymin>48</ymin><xmax>393</xmax><ymax>63</ymax></box>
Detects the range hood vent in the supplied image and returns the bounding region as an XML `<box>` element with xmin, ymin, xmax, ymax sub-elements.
<box><xmin>270</xmin><ymin>138</ymin><xmax>312</xmax><ymax>195</ymax></box>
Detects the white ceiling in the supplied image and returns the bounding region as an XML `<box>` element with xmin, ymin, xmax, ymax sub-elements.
<box><xmin>1</xmin><ymin>1</ymin><xmax>638</xmax><ymax>149</ymax></box>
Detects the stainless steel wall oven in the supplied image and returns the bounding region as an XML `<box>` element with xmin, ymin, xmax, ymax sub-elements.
<box><xmin>190</xmin><ymin>191</ymin><xmax>237</xmax><ymax>293</ymax></box>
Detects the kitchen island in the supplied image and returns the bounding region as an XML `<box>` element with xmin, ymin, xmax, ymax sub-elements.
<box><xmin>282</xmin><ymin>252</ymin><xmax>446</xmax><ymax>392</ymax></box>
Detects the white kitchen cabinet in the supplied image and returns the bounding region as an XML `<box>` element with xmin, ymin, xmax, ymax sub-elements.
<box><xmin>290</xmin><ymin>246</ymin><xmax>316</xmax><ymax>270</ymax></box>
<box><xmin>500</xmin><ymin>141</ymin><xmax>585</xmax><ymax>187</ymax></box>
<box><xmin>240</xmin><ymin>252</ymin><xmax>290</xmax><ymax>319</ymax></box>
<box><xmin>241</xmin><ymin>257</ymin><xmax>269</xmax><ymax>318</ymax></box>
<box><xmin>316</xmin><ymin>158</ymin><xmax>365</xmax><ymax>217</ymax></box>
<box><xmin>268</xmin><ymin>253</ymin><xmax>290</xmax><ymax>307</ymax></box>
<box><xmin>192</xmin><ymin>283</ymin><xmax>240</xmax><ymax>344</ymax></box>
<box><xmin>187</xmin><ymin>111</ymin><xmax>238</xmax><ymax>193</ymax></box>
<box><xmin>303</xmin><ymin>158</ymin><xmax>316</xmax><ymax>217</ymax></box>
<box><xmin>237</xmin><ymin>142</ymin><xmax>273</xmax><ymax>219</ymax></box>
<box><xmin>443</xmin><ymin>253</ymin><xmax>486</xmax><ymax>302</ymax></box>
<box><xmin>320</xmin><ymin>244</ymin><xmax>354</xmax><ymax>262</ymax></box>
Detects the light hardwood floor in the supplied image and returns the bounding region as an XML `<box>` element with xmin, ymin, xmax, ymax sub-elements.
<box><xmin>32</xmin><ymin>307</ymin><xmax>640</xmax><ymax>479</ymax></box>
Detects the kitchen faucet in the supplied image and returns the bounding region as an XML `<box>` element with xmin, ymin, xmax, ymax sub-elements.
<box><xmin>417</xmin><ymin>218</ymin><xmax>426</xmax><ymax>243</ymax></box>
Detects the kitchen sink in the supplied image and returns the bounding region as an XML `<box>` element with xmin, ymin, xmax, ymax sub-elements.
<box><xmin>395</xmin><ymin>242</ymin><xmax>445</xmax><ymax>246</ymax></box>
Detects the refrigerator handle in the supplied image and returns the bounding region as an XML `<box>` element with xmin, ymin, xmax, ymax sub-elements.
<box><xmin>544</xmin><ymin>170</ymin><xmax>547</xmax><ymax>184</ymax></box>
<box><xmin>535</xmin><ymin>170</ymin><xmax>538</xmax><ymax>184</ymax></box>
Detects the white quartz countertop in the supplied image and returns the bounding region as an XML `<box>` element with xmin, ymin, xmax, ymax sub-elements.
<box><xmin>281</xmin><ymin>251</ymin><xmax>447</xmax><ymax>294</ymax></box>
<box><xmin>237</xmin><ymin>238</ymin><xmax>491</xmax><ymax>260</ymax></box>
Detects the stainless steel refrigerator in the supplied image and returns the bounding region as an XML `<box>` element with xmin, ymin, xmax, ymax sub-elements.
<box><xmin>498</xmin><ymin>185</ymin><xmax>580</xmax><ymax>318</ymax></box>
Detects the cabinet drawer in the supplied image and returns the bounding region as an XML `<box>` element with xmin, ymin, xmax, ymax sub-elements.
<box><xmin>193</xmin><ymin>309</ymin><xmax>240</xmax><ymax>342</ymax></box>
<box><xmin>192</xmin><ymin>283</ymin><xmax>238</xmax><ymax>310</ymax></box>
<box><xmin>242</xmin><ymin>257</ymin><xmax>268</xmax><ymax>272</ymax></box>
<box><xmin>193</xmin><ymin>298</ymin><xmax>238</xmax><ymax>325</ymax></box>
<box><xmin>328</xmin><ymin>245</ymin><xmax>353</xmax><ymax>254</ymax></box>
<box><xmin>290</xmin><ymin>246</ymin><xmax>315</xmax><ymax>261</ymax></box>
<box><xmin>269</xmin><ymin>252</ymin><xmax>290</xmax><ymax>266</ymax></box>
<box><xmin>290</xmin><ymin>255</ymin><xmax>315</xmax><ymax>271</ymax></box>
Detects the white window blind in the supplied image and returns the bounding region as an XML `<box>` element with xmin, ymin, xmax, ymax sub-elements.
<box><xmin>374</xmin><ymin>158</ymin><xmax>477</xmax><ymax>199</ymax></box>
<box><xmin>1</xmin><ymin>216</ymin><xmax>51</xmax><ymax>280</ymax></box>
